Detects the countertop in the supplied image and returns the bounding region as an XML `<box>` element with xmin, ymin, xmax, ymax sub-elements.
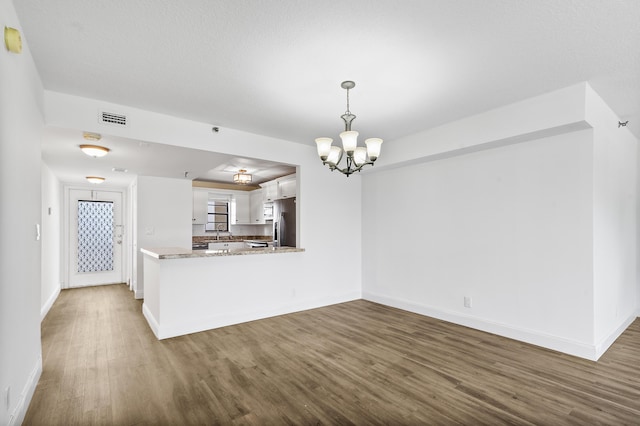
<box><xmin>192</xmin><ymin>236</ymin><xmax>272</xmax><ymax>243</ymax></box>
<box><xmin>141</xmin><ymin>246</ymin><xmax>304</xmax><ymax>260</ymax></box>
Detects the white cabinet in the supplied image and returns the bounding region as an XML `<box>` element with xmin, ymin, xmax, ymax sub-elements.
<box><xmin>192</xmin><ymin>189</ymin><xmax>208</xmax><ymax>224</ymax></box>
<box><xmin>231</xmin><ymin>192</ymin><xmax>251</xmax><ymax>224</ymax></box>
<box><xmin>278</xmin><ymin>176</ymin><xmax>296</xmax><ymax>199</ymax></box>
<box><xmin>262</xmin><ymin>181</ymin><xmax>278</xmax><ymax>202</ymax></box>
<box><xmin>208</xmin><ymin>241</ymin><xmax>246</xmax><ymax>251</ymax></box>
<box><xmin>249</xmin><ymin>189</ymin><xmax>266</xmax><ymax>224</ymax></box>
<box><xmin>260</xmin><ymin>174</ymin><xmax>296</xmax><ymax>201</ymax></box>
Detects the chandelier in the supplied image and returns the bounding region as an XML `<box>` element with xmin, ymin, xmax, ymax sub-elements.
<box><xmin>315</xmin><ymin>81</ymin><xmax>383</xmax><ymax>176</ymax></box>
<box><xmin>233</xmin><ymin>169</ymin><xmax>252</xmax><ymax>184</ymax></box>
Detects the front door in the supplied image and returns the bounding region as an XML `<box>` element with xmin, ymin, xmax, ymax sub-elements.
<box><xmin>68</xmin><ymin>188</ymin><xmax>124</xmax><ymax>287</ymax></box>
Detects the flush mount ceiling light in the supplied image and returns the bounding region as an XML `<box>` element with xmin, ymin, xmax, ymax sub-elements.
<box><xmin>86</xmin><ymin>176</ymin><xmax>105</xmax><ymax>184</ymax></box>
<box><xmin>315</xmin><ymin>81</ymin><xmax>383</xmax><ymax>177</ymax></box>
<box><xmin>79</xmin><ymin>144</ymin><xmax>110</xmax><ymax>157</ymax></box>
<box><xmin>80</xmin><ymin>132</ymin><xmax>109</xmax><ymax>157</ymax></box>
<box><xmin>233</xmin><ymin>169</ymin><xmax>252</xmax><ymax>185</ymax></box>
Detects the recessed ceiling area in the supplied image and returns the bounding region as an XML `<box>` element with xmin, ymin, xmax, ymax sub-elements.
<box><xmin>42</xmin><ymin>127</ymin><xmax>295</xmax><ymax>187</ymax></box>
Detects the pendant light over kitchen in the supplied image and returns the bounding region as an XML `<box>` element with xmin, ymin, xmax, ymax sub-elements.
<box><xmin>314</xmin><ymin>81</ymin><xmax>383</xmax><ymax>177</ymax></box>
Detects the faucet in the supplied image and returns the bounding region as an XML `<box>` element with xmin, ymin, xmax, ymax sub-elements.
<box><xmin>216</xmin><ymin>223</ymin><xmax>225</xmax><ymax>240</ymax></box>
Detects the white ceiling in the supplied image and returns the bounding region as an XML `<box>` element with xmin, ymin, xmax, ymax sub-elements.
<box><xmin>42</xmin><ymin>127</ymin><xmax>295</xmax><ymax>187</ymax></box>
<box><xmin>14</xmin><ymin>1</ymin><xmax>640</xmax><ymax>185</ymax></box>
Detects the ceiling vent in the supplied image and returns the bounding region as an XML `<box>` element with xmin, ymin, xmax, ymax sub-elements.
<box><xmin>99</xmin><ymin>110</ymin><xmax>127</xmax><ymax>126</ymax></box>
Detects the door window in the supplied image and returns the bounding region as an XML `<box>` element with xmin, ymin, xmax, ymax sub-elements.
<box><xmin>77</xmin><ymin>200</ymin><xmax>114</xmax><ymax>273</ymax></box>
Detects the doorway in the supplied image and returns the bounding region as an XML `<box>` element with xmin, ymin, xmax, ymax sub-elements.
<box><xmin>66</xmin><ymin>188</ymin><xmax>124</xmax><ymax>287</ymax></box>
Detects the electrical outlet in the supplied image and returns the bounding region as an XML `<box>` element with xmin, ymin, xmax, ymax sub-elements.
<box><xmin>464</xmin><ymin>296</ymin><xmax>472</xmax><ymax>308</ymax></box>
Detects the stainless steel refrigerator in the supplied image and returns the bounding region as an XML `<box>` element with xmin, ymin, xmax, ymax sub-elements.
<box><xmin>273</xmin><ymin>197</ymin><xmax>296</xmax><ymax>247</ymax></box>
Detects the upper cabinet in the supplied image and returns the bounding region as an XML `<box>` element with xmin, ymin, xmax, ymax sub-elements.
<box><xmin>262</xmin><ymin>181</ymin><xmax>278</xmax><ymax>202</ymax></box>
<box><xmin>249</xmin><ymin>188</ymin><xmax>266</xmax><ymax>224</ymax></box>
<box><xmin>192</xmin><ymin>189</ymin><xmax>208</xmax><ymax>224</ymax></box>
<box><xmin>231</xmin><ymin>192</ymin><xmax>251</xmax><ymax>225</ymax></box>
<box><xmin>277</xmin><ymin>175</ymin><xmax>296</xmax><ymax>199</ymax></box>
<box><xmin>260</xmin><ymin>174</ymin><xmax>296</xmax><ymax>201</ymax></box>
<box><xmin>193</xmin><ymin>173</ymin><xmax>296</xmax><ymax>227</ymax></box>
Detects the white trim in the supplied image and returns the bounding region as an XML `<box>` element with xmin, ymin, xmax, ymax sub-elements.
<box><xmin>7</xmin><ymin>355</ymin><xmax>42</xmax><ymax>426</ymax></box>
<box><xmin>594</xmin><ymin>314</ymin><xmax>638</xmax><ymax>360</ymax></box>
<box><xmin>63</xmin><ymin>185</ymin><xmax>127</xmax><ymax>288</ymax></box>
<box><xmin>144</xmin><ymin>291</ymin><xmax>361</xmax><ymax>340</ymax></box>
<box><xmin>40</xmin><ymin>286</ymin><xmax>60</xmax><ymax>322</ymax></box>
<box><xmin>142</xmin><ymin>303</ymin><xmax>160</xmax><ymax>338</ymax></box>
<box><xmin>134</xmin><ymin>290</ymin><xmax>144</xmax><ymax>300</ymax></box>
<box><xmin>363</xmin><ymin>291</ymin><xmax>599</xmax><ymax>361</ymax></box>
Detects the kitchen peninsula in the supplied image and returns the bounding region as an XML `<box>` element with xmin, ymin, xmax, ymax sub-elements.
<box><xmin>141</xmin><ymin>245</ymin><xmax>305</xmax><ymax>339</ymax></box>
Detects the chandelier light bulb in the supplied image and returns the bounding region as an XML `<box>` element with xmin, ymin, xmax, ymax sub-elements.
<box><xmin>326</xmin><ymin>146</ymin><xmax>343</xmax><ymax>167</ymax></box>
<box><xmin>315</xmin><ymin>137</ymin><xmax>333</xmax><ymax>160</ymax></box>
<box><xmin>353</xmin><ymin>147</ymin><xmax>368</xmax><ymax>167</ymax></box>
<box><xmin>365</xmin><ymin>138</ymin><xmax>383</xmax><ymax>161</ymax></box>
<box><xmin>340</xmin><ymin>131</ymin><xmax>359</xmax><ymax>155</ymax></box>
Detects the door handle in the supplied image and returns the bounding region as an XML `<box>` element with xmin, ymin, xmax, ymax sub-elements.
<box><xmin>115</xmin><ymin>224</ymin><xmax>124</xmax><ymax>244</ymax></box>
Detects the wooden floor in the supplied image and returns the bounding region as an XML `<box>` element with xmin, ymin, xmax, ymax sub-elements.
<box><xmin>24</xmin><ymin>284</ymin><xmax>640</xmax><ymax>425</ymax></box>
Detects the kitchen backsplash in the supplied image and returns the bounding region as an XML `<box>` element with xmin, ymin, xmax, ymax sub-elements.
<box><xmin>192</xmin><ymin>235</ymin><xmax>272</xmax><ymax>243</ymax></box>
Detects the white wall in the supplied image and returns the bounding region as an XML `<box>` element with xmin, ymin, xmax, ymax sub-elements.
<box><xmin>0</xmin><ymin>1</ymin><xmax>44</xmax><ymax>424</ymax></box>
<box><xmin>363</xmin><ymin>130</ymin><xmax>595</xmax><ymax>353</ymax></box>
<box><xmin>44</xmin><ymin>90</ymin><xmax>364</xmax><ymax>314</ymax></box>
<box><xmin>362</xmin><ymin>83</ymin><xmax>638</xmax><ymax>360</ymax></box>
<box><xmin>374</xmin><ymin>83</ymin><xmax>590</xmax><ymax>170</ymax></box>
<box><xmin>638</xmin><ymin>145</ymin><xmax>640</xmax><ymax>315</ymax></box>
<box><xmin>134</xmin><ymin>176</ymin><xmax>192</xmax><ymax>298</ymax></box>
<box><xmin>40</xmin><ymin>163</ymin><xmax>62</xmax><ymax>320</ymax></box>
<box><xmin>587</xmin><ymin>86</ymin><xmax>638</xmax><ymax>350</ymax></box>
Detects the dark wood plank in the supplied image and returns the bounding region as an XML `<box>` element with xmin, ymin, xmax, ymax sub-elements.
<box><xmin>23</xmin><ymin>284</ymin><xmax>640</xmax><ymax>425</ymax></box>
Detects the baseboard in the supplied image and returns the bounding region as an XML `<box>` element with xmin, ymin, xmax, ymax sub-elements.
<box><xmin>595</xmin><ymin>313</ymin><xmax>638</xmax><ymax>360</ymax></box>
<box><xmin>149</xmin><ymin>291</ymin><xmax>361</xmax><ymax>340</ymax></box>
<box><xmin>142</xmin><ymin>303</ymin><xmax>160</xmax><ymax>338</ymax></box>
<box><xmin>40</xmin><ymin>286</ymin><xmax>61</xmax><ymax>322</ymax></box>
<box><xmin>363</xmin><ymin>291</ymin><xmax>599</xmax><ymax>361</ymax></box>
<box><xmin>7</xmin><ymin>354</ymin><xmax>42</xmax><ymax>426</ymax></box>
<box><xmin>134</xmin><ymin>289</ymin><xmax>144</xmax><ymax>300</ymax></box>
